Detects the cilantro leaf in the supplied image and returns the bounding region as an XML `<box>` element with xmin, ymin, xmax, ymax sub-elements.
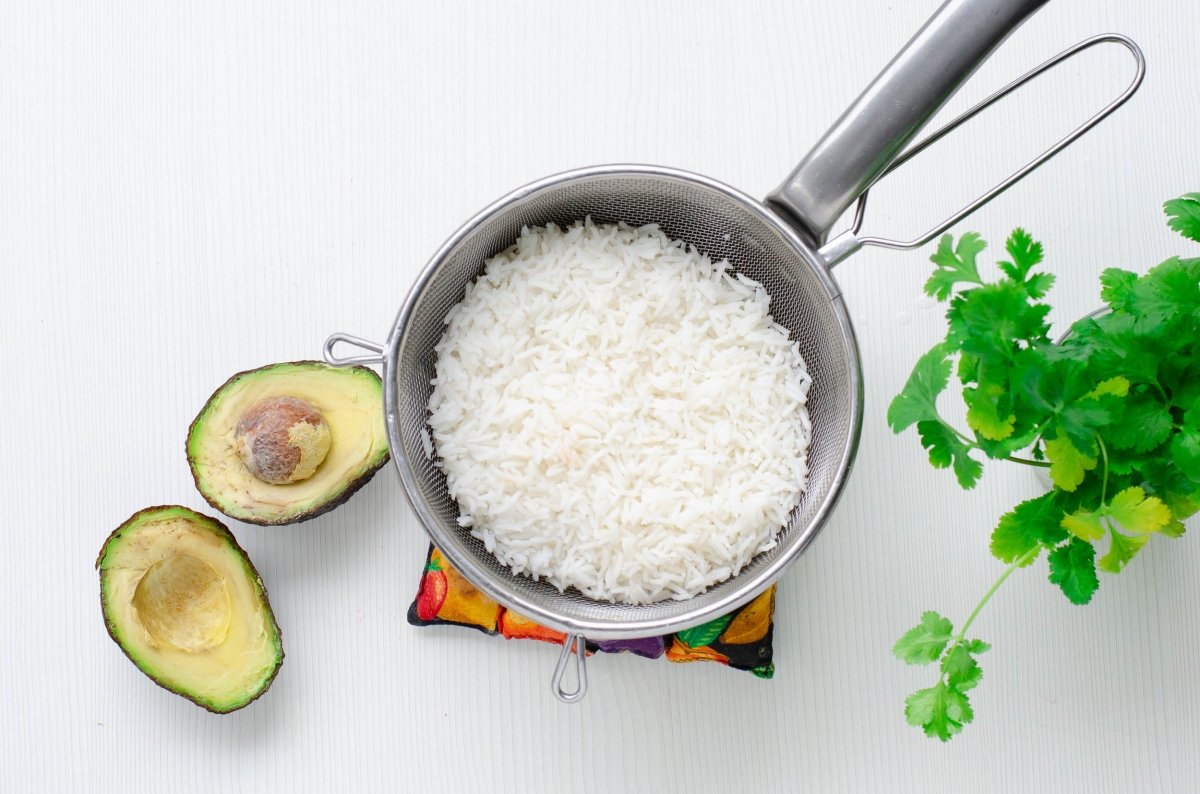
<box><xmin>1165</xmin><ymin>193</ymin><xmax>1200</xmax><ymax>242</ymax></box>
<box><xmin>918</xmin><ymin>420</ymin><xmax>984</xmax><ymax>489</ymax></box>
<box><xmin>1105</xmin><ymin>393</ymin><xmax>1174</xmax><ymax>452</ymax></box>
<box><xmin>1098</xmin><ymin>528</ymin><xmax>1148</xmax><ymax>574</ymax></box>
<box><xmin>998</xmin><ymin>228</ymin><xmax>1055</xmax><ymax>298</ymax></box>
<box><xmin>1012</xmin><ymin>353</ymin><xmax>1109</xmax><ymax>451</ymax></box>
<box><xmin>905</xmin><ymin>681</ymin><xmax>974</xmax><ymax>742</ymax></box>
<box><xmin>1164</xmin><ymin>490</ymin><xmax>1200</xmax><ymax>521</ymax></box>
<box><xmin>998</xmin><ymin>228</ymin><xmax>1042</xmax><ymax>279</ymax></box>
<box><xmin>1044</xmin><ymin>434</ymin><xmax>1098</xmax><ymax>492</ymax></box>
<box><xmin>990</xmin><ymin>492</ymin><xmax>1066</xmax><ymax>563</ymax></box>
<box><xmin>957</xmin><ymin>351</ymin><xmax>979</xmax><ymax>385</ymax></box>
<box><xmin>1061</xmin><ymin>507</ymin><xmax>1105</xmax><ymax>542</ymax></box>
<box><xmin>1024</xmin><ymin>272</ymin><xmax>1056</xmax><ymax>300</ymax></box>
<box><xmin>941</xmin><ymin>644</ymin><xmax>983</xmax><ymax>691</ymax></box>
<box><xmin>1106</xmin><ymin>486</ymin><xmax>1172</xmax><ymax>534</ymax></box>
<box><xmin>1067</xmin><ymin>311</ymin><xmax>1161</xmax><ymax>386</ymax></box>
<box><xmin>1171</xmin><ymin>428</ymin><xmax>1200</xmax><ymax>478</ymax></box>
<box><xmin>1161</xmin><ymin>519</ymin><xmax>1188</xmax><ymax>539</ymax></box>
<box><xmin>1058</xmin><ymin>398</ymin><xmax>1116</xmax><ymax>452</ymax></box>
<box><xmin>1100</xmin><ymin>268</ymin><xmax>1138</xmax><ymax>312</ymax></box>
<box><xmin>964</xmin><ymin>383</ymin><xmax>1016</xmax><ymax>441</ymax></box>
<box><xmin>893</xmin><ymin>611</ymin><xmax>954</xmax><ymax>665</ymax></box>
<box><xmin>888</xmin><ymin>345</ymin><xmax>951</xmax><ymax>432</ymax></box>
<box><xmin>1128</xmin><ymin>257</ymin><xmax>1200</xmax><ymax>330</ymax></box>
<box><xmin>1087</xmin><ymin>376</ymin><xmax>1130</xmax><ymax>399</ymax></box>
<box><xmin>948</xmin><ymin>282</ymin><xmax>1051</xmax><ymax>366</ymax></box>
<box><xmin>964</xmin><ymin>639</ymin><xmax>991</xmax><ymax>654</ymax></box>
<box><xmin>926</xmin><ymin>233</ymin><xmax>986</xmax><ymax>301</ymax></box>
<box><xmin>1048</xmin><ymin>538</ymin><xmax>1100</xmax><ymax>605</ymax></box>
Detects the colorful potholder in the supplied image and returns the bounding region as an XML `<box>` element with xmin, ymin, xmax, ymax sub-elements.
<box><xmin>407</xmin><ymin>545</ymin><xmax>776</xmax><ymax>678</ymax></box>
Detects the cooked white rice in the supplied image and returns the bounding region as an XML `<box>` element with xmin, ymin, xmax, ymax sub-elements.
<box><xmin>427</xmin><ymin>219</ymin><xmax>811</xmax><ymax>604</ymax></box>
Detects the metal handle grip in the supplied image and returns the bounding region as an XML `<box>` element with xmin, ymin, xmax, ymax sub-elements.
<box><xmin>854</xmin><ymin>34</ymin><xmax>1144</xmax><ymax>253</ymax></box>
<box><xmin>550</xmin><ymin>634</ymin><xmax>588</xmax><ymax>704</ymax></box>
<box><xmin>323</xmin><ymin>332</ymin><xmax>385</xmax><ymax>367</ymax></box>
<box><xmin>766</xmin><ymin>0</ymin><xmax>1049</xmax><ymax>244</ymax></box>
<box><xmin>814</xmin><ymin>34</ymin><xmax>1144</xmax><ymax>268</ymax></box>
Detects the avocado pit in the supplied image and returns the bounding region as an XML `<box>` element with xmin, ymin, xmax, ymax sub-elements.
<box><xmin>235</xmin><ymin>396</ymin><xmax>332</xmax><ymax>485</ymax></box>
<box><xmin>132</xmin><ymin>553</ymin><xmax>232</xmax><ymax>653</ymax></box>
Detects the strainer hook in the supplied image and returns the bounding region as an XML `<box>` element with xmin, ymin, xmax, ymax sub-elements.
<box><xmin>323</xmin><ymin>332</ymin><xmax>385</xmax><ymax>367</ymax></box>
<box><xmin>551</xmin><ymin>634</ymin><xmax>588</xmax><ymax>704</ymax></box>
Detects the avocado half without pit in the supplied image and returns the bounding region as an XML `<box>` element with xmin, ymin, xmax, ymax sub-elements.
<box><xmin>96</xmin><ymin>506</ymin><xmax>283</xmax><ymax>713</ymax></box>
<box><xmin>187</xmin><ymin>361</ymin><xmax>389</xmax><ymax>525</ymax></box>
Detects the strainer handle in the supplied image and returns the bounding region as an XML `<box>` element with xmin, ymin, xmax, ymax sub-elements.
<box><xmin>323</xmin><ymin>332</ymin><xmax>385</xmax><ymax>367</ymax></box>
<box><xmin>814</xmin><ymin>34</ymin><xmax>1145</xmax><ymax>267</ymax></box>
<box><xmin>551</xmin><ymin>634</ymin><xmax>588</xmax><ymax>704</ymax></box>
<box><xmin>766</xmin><ymin>0</ymin><xmax>1049</xmax><ymax>245</ymax></box>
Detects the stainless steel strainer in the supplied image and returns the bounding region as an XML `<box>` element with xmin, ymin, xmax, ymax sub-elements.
<box><xmin>324</xmin><ymin>0</ymin><xmax>1143</xmax><ymax>701</ymax></box>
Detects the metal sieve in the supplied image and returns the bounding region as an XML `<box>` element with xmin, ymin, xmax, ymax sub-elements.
<box><xmin>324</xmin><ymin>0</ymin><xmax>1143</xmax><ymax>701</ymax></box>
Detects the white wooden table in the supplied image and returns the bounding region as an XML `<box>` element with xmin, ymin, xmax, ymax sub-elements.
<box><xmin>3</xmin><ymin>1</ymin><xmax>1197</xmax><ymax>791</ymax></box>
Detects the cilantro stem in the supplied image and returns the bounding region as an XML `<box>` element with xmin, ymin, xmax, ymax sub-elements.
<box><xmin>955</xmin><ymin>546</ymin><xmax>1040</xmax><ymax>645</ymax></box>
<box><xmin>945</xmin><ymin>422</ymin><xmax>975</xmax><ymax>446</ymax></box>
<box><xmin>941</xmin><ymin>420</ymin><xmax>1050</xmax><ymax>467</ymax></box>
<box><xmin>1001</xmin><ymin>455</ymin><xmax>1050</xmax><ymax>468</ymax></box>
<box><xmin>1096</xmin><ymin>433</ymin><xmax>1111</xmax><ymax>505</ymax></box>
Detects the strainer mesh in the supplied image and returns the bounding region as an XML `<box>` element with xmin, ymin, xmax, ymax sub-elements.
<box><xmin>390</xmin><ymin>169</ymin><xmax>858</xmax><ymax>637</ymax></box>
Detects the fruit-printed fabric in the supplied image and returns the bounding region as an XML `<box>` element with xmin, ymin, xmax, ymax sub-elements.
<box><xmin>407</xmin><ymin>545</ymin><xmax>776</xmax><ymax>678</ymax></box>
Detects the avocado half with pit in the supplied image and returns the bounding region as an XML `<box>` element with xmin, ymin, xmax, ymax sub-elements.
<box><xmin>187</xmin><ymin>361</ymin><xmax>389</xmax><ymax>525</ymax></box>
<box><xmin>96</xmin><ymin>505</ymin><xmax>283</xmax><ymax>713</ymax></box>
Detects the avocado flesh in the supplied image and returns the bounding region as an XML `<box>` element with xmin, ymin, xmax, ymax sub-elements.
<box><xmin>97</xmin><ymin>506</ymin><xmax>283</xmax><ymax>713</ymax></box>
<box><xmin>188</xmin><ymin>361</ymin><xmax>389</xmax><ymax>525</ymax></box>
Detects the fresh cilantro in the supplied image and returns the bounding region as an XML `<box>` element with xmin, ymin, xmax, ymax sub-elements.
<box><xmin>964</xmin><ymin>382</ymin><xmax>1016</xmax><ymax>441</ymax></box>
<box><xmin>1086</xmin><ymin>376</ymin><xmax>1130</xmax><ymax>400</ymax></box>
<box><xmin>1098</xmin><ymin>528</ymin><xmax>1148</xmax><ymax>574</ymax></box>
<box><xmin>892</xmin><ymin>611</ymin><xmax>953</xmax><ymax>664</ymax></box>
<box><xmin>905</xmin><ymin>682</ymin><xmax>972</xmax><ymax>742</ymax></box>
<box><xmin>1171</xmin><ymin>429</ymin><xmax>1200</xmax><ymax>477</ymax></box>
<box><xmin>887</xmin><ymin>345</ymin><xmax>951</xmax><ymax>432</ymax></box>
<box><xmin>1044</xmin><ymin>434</ymin><xmax>1098</xmax><ymax>492</ymax></box>
<box><xmin>1163</xmin><ymin>490</ymin><xmax>1200</xmax><ymax>521</ymax></box>
<box><xmin>947</xmin><ymin>281</ymin><xmax>1050</xmax><ymax>366</ymax></box>
<box><xmin>925</xmin><ymin>232</ymin><xmax>986</xmax><ymax>300</ymax></box>
<box><xmin>1165</xmin><ymin>193</ymin><xmax>1200</xmax><ymax>242</ymax></box>
<box><xmin>998</xmin><ymin>227</ymin><xmax>1055</xmax><ymax>298</ymax></box>
<box><xmin>1048</xmin><ymin>538</ymin><xmax>1100</xmax><ymax>605</ymax></box>
<box><xmin>1127</xmin><ymin>257</ymin><xmax>1200</xmax><ymax>330</ymax></box>
<box><xmin>1105</xmin><ymin>392</ymin><xmax>1173</xmax><ymax>452</ymax></box>
<box><xmin>1161</xmin><ymin>519</ymin><xmax>1188</xmax><ymax>539</ymax></box>
<box><xmin>895</xmin><ymin>612</ymin><xmax>991</xmax><ymax>742</ymax></box>
<box><xmin>1105</xmin><ymin>486</ymin><xmax>1171</xmax><ymax>535</ymax></box>
<box><xmin>998</xmin><ymin>228</ymin><xmax>1042</xmax><ymax>280</ymax></box>
<box><xmin>1061</xmin><ymin>507</ymin><xmax>1105</xmax><ymax>542</ymax></box>
<box><xmin>892</xmin><ymin>195</ymin><xmax>1200</xmax><ymax>741</ymax></box>
<box><xmin>917</xmin><ymin>420</ymin><xmax>984</xmax><ymax>489</ymax></box>
<box><xmin>941</xmin><ymin>644</ymin><xmax>983</xmax><ymax>691</ymax></box>
<box><xmin>1100</xmin><ymin>267</ymin><xmax>1138</xmax><ymax>312</ymax></box>
<box><xmin>963</xmin><ymin>638</ymin><xmax>991</xmax><ymax>654</ymax></box>
<box><xmin>990</xmin><ymin>492</ymin><xmax>1066</xmax><ymax>563</ymax></box>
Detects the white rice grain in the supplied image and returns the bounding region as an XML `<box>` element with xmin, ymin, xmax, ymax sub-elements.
<box><xmin>427</xmin><ymin>219</ymin><xmax>811</xmax><ymax>604</ymax></box>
